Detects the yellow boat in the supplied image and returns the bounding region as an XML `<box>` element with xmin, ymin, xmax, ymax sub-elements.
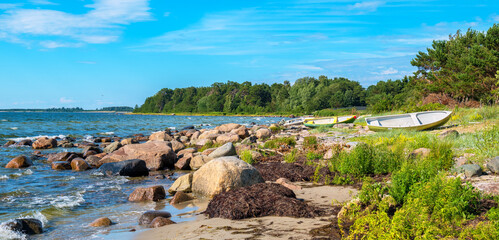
<box><xmin>303</xmin><ymin>115</ymin><xmax>357</xmax><ymax>128</ymax></box>
<box><xmin>365</xmin><ymin>111</ymin><xmax>452</xmax><ymax>131</ymax></box>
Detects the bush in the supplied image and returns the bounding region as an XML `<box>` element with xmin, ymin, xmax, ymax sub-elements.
<box><xmin>269</xmin><ymin>125</ymin><xmax>283</xmax><ymax>133</ymax></box>
<box><xmin>240</xmin><ymin>150</ymin><xmax>254</xmax><ymax>164</ymax></box>
<box><xmin>303</xmin><ymin>136</ymin><xmax>318</xmax><ymax>149</ymax></box>
<box><xmin>330</xmin><ymin>143</ymin><xmax>403</xmax><ymax>177</ymax></box>
<box><xmin>284</xmin><ymin>149</ymin><xmax>298</xmax><ymax>163</ymax></box>
<box><xmin>306</xmin><ymin>151</ymin><xmax>322</xmax><ymax>160</ymax></box>
<box><xmin>263</xmin><ymin>137</ymin><xmax>296</xmax><ymax>149</ymax></box>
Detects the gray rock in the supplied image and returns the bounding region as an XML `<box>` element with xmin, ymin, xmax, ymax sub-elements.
<box><xmin>486</xmin><ymin>156</ymin><xmax>499</xmax><ymax>174</ymax></box>
<box><xmin>139</xmin><ymin>211</ymin><xmax>172</xmax><ymax>225</ymax></box>
<box><xmin>104</xmin><ymin>142</ymin><xmax>122</xmax><ymax>153</ymax></box>
<box><xmin>456</xmin><ymin>164</ymin><xmax>482</xmax><ymax>178</ymax></box>
<box><xmin>439</xmin><ymin>129</ymin><xmax>459</xmax><ymax>139</ymax></box>
<box><xmin>208</xmin><ymin>142</ymin><xmax>237</xmax><ymax>159</ymax></box>
<box><xmin>98</xmin><ymin>159</ymin><xmax>149</xmax><ymax>177</ymax></box>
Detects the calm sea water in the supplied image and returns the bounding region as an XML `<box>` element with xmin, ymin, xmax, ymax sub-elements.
<box><xmin>0</xmin><ymin>112</ymin><xmax>282</xmax><ymax>240</ymax></box>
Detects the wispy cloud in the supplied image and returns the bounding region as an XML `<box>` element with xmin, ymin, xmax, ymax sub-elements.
<box><xmin>0</xmin><ymin>0</ymin><xmax>153</xmax><ymax>48</ymax></box>
<box><xmin>29</xmin><ymin>0</ymin><xmax>57</xmax><ymax>5</ymax></box>
<box><xmin>289</xmin><ymin>64</ymin><xmax>324</xmax><ymax>71</ymax></box>
<box><xmin>59</xmin><ymin>97</ymin><xmax>74</xmax><ymax>103</ymax></box>
<box><xmin>0</xmin><ymin>3</ymin><xmax>22</xmax><ymax>9</ymax></box>
<box><xmin>348</xmin><ymin>1</ymin><xmax>385</xmax><ymax>12</ymax></box>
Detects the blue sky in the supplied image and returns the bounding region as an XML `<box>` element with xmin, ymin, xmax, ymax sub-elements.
<box><xmin>0</xmin><ymin>0</ymin><xmax>498</xmax><ymax>109</ymax></box>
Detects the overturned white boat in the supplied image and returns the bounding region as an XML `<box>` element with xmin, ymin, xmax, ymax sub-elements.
<box><xmin>365</xmin><ymin>110</ymin><xmax>453</xmax><ymax>131</ymax></box>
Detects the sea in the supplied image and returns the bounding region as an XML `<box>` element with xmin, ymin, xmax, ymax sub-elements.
<box><xmin>0</xmin><ymin>112</ymin><xmax>283</xmax><ymax>240</ymax></box>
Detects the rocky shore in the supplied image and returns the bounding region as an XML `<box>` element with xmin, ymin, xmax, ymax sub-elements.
<box><xmin>2</xmin><ymin>116</ymin><xmax>498</xmax><ymax>239</ymax></box>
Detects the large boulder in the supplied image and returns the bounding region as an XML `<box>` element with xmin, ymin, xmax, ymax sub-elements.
<box><xmin>216</xmin><ymin>123</ymin><xmax>242</xmax><ymax>133</ymax></box>
<box><xmin>168</xmin><ymin>173</ymin><xmax>193</xmax><ymax>194</ymax></box>
<box><xmin>192</xmin><ymin>156</ymin><xmax>264</xmax><ymax>198</ymax></box>
<box><xmin>198</xmin><ymin>130</ymin><xmax>221</xmax><ymax>140</ymax></box>
<box><xmin>16</xmin><ymin>139</ymin><xmax>33</xmax><ymax>147</ymax></box>
<box><xmin>189</xmin><ymin>155</ymin><xmax>213</xmax><ymax>170</ymax></box>
<box><xmin>5</xmin><ymin>218</ymin><xmax>43</xmax><ymax>235</ymax></box>
<box><xmin>139</xmin><ymin>211</ymin><xmax>172</xmax><ymax>225</ymax></box>
<box><xmin>170</xmin><ymin>191</ymin><xmax>193</xmax><ymax>205</ymax></box>
<box><xmin>216</xmin><ymin>133</ymin><xmax>240</xmax><ymax>144</ymax></box>
<box><xmin>486</xmin><ymin>156</ymin><xmax>499</xmax><ymax>174</ymax></box>
<box><xmin>255</xmin><ymin>128</ymin><xmax>271</xmax><ymax>139</ymax></box>
<box><xmin>128</xmin><ymin>185</ymin><xmax>166</xmax><ymax>202</ymax></box>
<box><xmin>5</xmin><ymin>155</ymin><xmax>32</xmax><ymax>168</ymax></box>
<box><xmin>104</xmin><ymin>142</ymin><xmax>122</xmax><ymax>153</ymax></box>
<box><xmin>32</xmin><ymin>137</ymin><xmax>57</xmax><ymax>149</ymax></box>
<box><xmin>174</xmin><ymin>154</ymin><xmax>192</xmax><ymax>170</ymax></box>
<box><xmin>230</xmin><ymin>126</ymin><xmax>249</xmax><ymax>139</ymax></box>
<box><xmin>170</xmin><ymin>140</ymin><xmax>185</xmax><ymax>153</ymax></box>
<box><xmin>85</xmin><ymin>155</ymin><xmax>103</xmax><ymax>168</ymax></box>
<box><xmin>100</xmin><ymin>141</ymin><xmax>176</xmax><ymax>170</ymax></box>
<box><xmin>51</xmin><ymin>161</ymin><xmax>71</xmax><ymax>170</ymax></box>
<box><xmin>98</xmin><ymin>159</ymin><xmax>149</xmax><ymax>177</ymax></box>
<box><xmin>47</xmin><ymin>152</ymin><xmax>79</xmax><ymax>163</ymax></box>
<box><xmin>149</xmin><ymin>131</ymin><xmax>173</xmax><ymax>141</ymax></box>
<box><xmin>208</xmin><ymin>142</ymin><xmax>237</xmax><ymax>159</ymax></box>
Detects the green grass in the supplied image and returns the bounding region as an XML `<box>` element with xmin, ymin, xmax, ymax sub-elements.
<box><xmin>284</xmin><ymin>149</ymin><xmax>298</xmax><ymax>163</ymax></box>
<box><xmin>239</xmin><ymin>150</ymin><xmax>254</xmax><ymax>164</ymax></box>
<box><xmin>263</xmin><ymin>137</ymin><xmax>296</xmax><ymax>149</ymax></box>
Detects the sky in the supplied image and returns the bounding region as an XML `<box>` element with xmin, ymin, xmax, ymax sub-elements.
<box><xmin>0</xmin><ymin>0</ymin><xmax>498</xmax><ymax>109</ymax></box>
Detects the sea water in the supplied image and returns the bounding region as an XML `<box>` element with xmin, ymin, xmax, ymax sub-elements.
<box><xmin>0</xmin><ymin>112</ymin><xmax>282</xmax><ymax>239</ymax></box>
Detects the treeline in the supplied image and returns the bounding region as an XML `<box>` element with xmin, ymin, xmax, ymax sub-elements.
<box><xmin>135</xmin><ymin>24</ymin><xmax>499</xmax><ymax>114</ymax></box>
<box><xmin>97</xmin><ymin>106</ymin><xmax>134</xmax><ymax>112</ymax></box>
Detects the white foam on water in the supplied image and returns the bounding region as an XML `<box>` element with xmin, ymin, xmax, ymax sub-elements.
<box><xmin>0</xmin><ymin>224</ymin><xmax>27</xmax><ymax>240</ymax></box>
<box><xmin>9</xmin><ymin>127</ymin><xmax>18</xmax><ymax>130</ymax></box>
<box><xmin>51</xmin><ymin>191</ymin><xmax>85</xmax><ymax>209</ymax></box>
<box><xmin>0</xmin><ymin>175</ymin><xmax>8</xmax><ymax>180</ymax></box>
<box><xmin>63</xmin><ymin>176</ymin><xmax>76</xmax><ymax>181</ymax></box>
<box><xmin>7</xmin><ymin>134</ymin><xmax>66</xmax><ymax>142</ymax></box>
<box><xmin>1</xmin><ymin>119</ymin><xmax>7</xmax><ymax>122</ymax></box>
<box><xmin>83</xmin><ymin>135</ymin><xmax>94</xmax><ymax>141</ymax></box>
<box><xmin>91</xmin><ymin>172</ymin><xmax>104</xmax><ymax>176</ymax></box>
<box><xmin>23</xmin><ymin>169</ymin><xmax>33</xmax><ymax>175</ymax></box>
<box><xmin>20</xmin><ymin>211</ymin><xmax>48</xmax><ymax>228</ymax></box>
<box><xmin>100</xmin><ymin>132</ymin><xmax>114</xmax><ymax>135</ymax></box>
<box><xmin>12</xmin><ymin>172</ymin><xmax>22</xmax><ymax>177</ymax></box>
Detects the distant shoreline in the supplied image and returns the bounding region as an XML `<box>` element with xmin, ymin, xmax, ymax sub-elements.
<box><xmin>125</xmin><ymin>112</ymin><xmax>291</xmax><ymax>117</ymax></box>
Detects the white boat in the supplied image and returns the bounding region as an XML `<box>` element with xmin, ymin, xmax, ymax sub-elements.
<box><xmin>365</xmin><ymin>111</ymin><xmax>453</xmax><ymax>131</ymax></box>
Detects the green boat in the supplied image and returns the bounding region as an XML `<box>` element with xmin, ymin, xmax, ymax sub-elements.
<box><xmin>365</xmin><ymin>110</ymin><xmax>452</xmax><ymax>131</ymax></box>
<box><xmin>303</xmin><ymin>115</ymin><xmax>357</xmax><ymax>128</ymax></box>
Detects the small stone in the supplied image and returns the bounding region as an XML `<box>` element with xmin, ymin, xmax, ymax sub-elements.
<box><xmin>3</xmin><ymin>140</ymin><xmax>16</xmax><ymax>147</ymax></box>
<box><xmin>139</xmin><ymin>211</ymin><xmax>172</xmax><ymax>225</ymax></box>
<box><xmin>170</xmin><ymin>191</ymin><xmax>194</xmax><ymax>205</ymax></box>
<box><xmin>255</xmin><ymin>128</ymin><xmax>272</xmax><ymax>139</ymax></box>
<box><xmin>149</xmin><ymin>217</ymin><xmax>176</xmax><ymax>228</ymax></box>
<box><xmin>409</xmin><ymin>148</ymin><xmax>431</xmax><ymax>158</ymax></box>
<box><xmin>71</xmin><ymin>158</ymin><xmax>90</xmax><ymax>171</ymax></box>
<box><xmin>276</xmin><ymin>178</ymin><xmax>302</xmax><ymax>190</ymax></box>
<box><xmin>174</xmin><ymin>154</ymin><xmax>192</xmax><ymax>170</ymax></box>
<box><xmin>439</xmin><ymin>129</ymin><xmax>459</xmax><ymax>139</ymax></box>
<box><xmin>456</xmin><ymin>164</ymin><xmax>482</xmax><ymax>178</ymax></box>
<box><xmin>16</xmin><ymin>139</ymin><xmax>33</xmax><ymax>147</ymax></box>
<box><xmin>208</xmin><ymin>142</ymin><xmax>237</xmax><ymax>159</ymax></box>
<box><xmin>89</xmin><ymin>217</ymin><xmax>112</xmax><ymax>227</ymax></box>
<box><xmin>104</xmin><ymin>141</ymin><xmax>122</xmax><ymax>153</ymax></box>
<box><xmin>149</xmin><ymin>131</ymin><xmax>173</xmax><ymax>141</ymax></box>
<box><xmin>170</xmin><ymin>140</ymin><xmax>185</xmax><ymax>153</ymax></box>
<box><xmin>168</xmin><ymin>173</ymin><xmax>193</xmax><ymax>194</ymax></box>
<box><xmin>128</xmin><ymin>185</ymin><xmax>166</xmax><ymax>202</ymax></box>
<box><xmin>32</xmin><ymin>137</ymin><xmax>57</xmax><ymax>149</ymax></box>
<box><xmin>486</xmin><ymin>156</ymin><xmax>499</xmax><ymax>174</ymax></box>
<box><xmin>51</xmin><ymin>161</ymin><xmax>72</xmax><ymax>170</ymax></box>
<box><xmin>5</xmin><ymin>155</ymin><xmax>32</xmax><ymax>168</ymax></box>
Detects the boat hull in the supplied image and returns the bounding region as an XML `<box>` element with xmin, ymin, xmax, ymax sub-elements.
<box><xmin>365</xmin><ymin>111</ymin><xmax>452</xmax><ymax>131</ymax></box>
<box><xmin>304</xmin><ymin>115</ymin><xmax>356</xmax><ymax>128</ymax></box>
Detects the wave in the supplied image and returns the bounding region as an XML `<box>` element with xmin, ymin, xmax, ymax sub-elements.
<box><xmin>7</xmin><ymin>134</ymin><xmax>67</xmax><ymax>142</ymax></box>
<box><xmin>98</xmin><ymin>132</ymin><xmax>114</xmax><ymax>135</ymax></box>
<box><xmin>0</xmin><ymin>211</ymin><xmax>47</xmax><ymax>240</ymax></box>
<box><xmin>29</xmin><ymin>190</ymin><xmax>85</xmax><ymax>209</ymax></box>
<box><xmin>0</xmin><ymin>175</ymin><xmax>8</xmax><ymax>180</ymax></box>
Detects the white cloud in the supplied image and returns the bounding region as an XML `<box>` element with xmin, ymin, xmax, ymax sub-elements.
<box><xmin>29</xmin><ymin>0</ymin><xmax>57</xmax><ymax>5</ymax></box>
<box><xmin>0</xmin><ymin>3</ymin><xmax>22</xmax><ymax>9</ymax></box>
<box><xmin>289</xmin><ymin>64</ymin><xmax>324</xmax><ymax>71</ymax></box>
<box><xmin>60</xmin><ymin>97</ymin><xmax>74</xmax><ymax>103</ymax></box>
<box><xmin>40</xmin><ymin>40</ymin><xmax>83</xmax><ymax>48</ymax></box>
<box><xmin>0</xmin><ymin>0</ymin><xmax>152</xmax><ymax>48</ymax></box>
<box><xmin>380</xmin><ymin>67</ymin><xmax>398</xmax><ymax>75</ymax></box>
<box><xmin>348</xmin><ymin>1</ymin><xmax>385</xmax><ymax>12</ymax></box>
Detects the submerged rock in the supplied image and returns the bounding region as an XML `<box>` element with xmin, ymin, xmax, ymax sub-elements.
<box><xmin>139</xmin><ymin>211</ymin><xmax>172</xmax><ymax>225</ymax></box>
<box><xmin>5</xmin><ymin>155</ymin><xmax>32</xmax><ymax>168</ymax></box>
<box><xmin>98</xmin><ymin>159</ymin><xmax>149</xmax><ymax>177</ymax></box>
<box><xmin>3</xmin><ymin>140</ymin><xmax>15</xmax><ymax>147</ymax></box>
<box><xmin>5</xmin><ymin>218</ymin><xmax>43</xmax><ymax>235</ymax></box>
<box><xmin>71</xmin><ymin>158</ymin><xmax>90</xmax><ymax>171</ymax></box>
<box><xmin>128</xmin><ymin>185</ymin><xmax>166</xmax><ymax>202</ymax></box>
<box><xmin>16</xmin><ymin>139</ymin><xmax>33</xmax><ymax>147</ymax></box>
<box><xmin>51</xmin><ymin>161</ymin><xmax>71</xmax><ymax>170</ymax></box>
<box><xmin>192</xmin><ymin>156</ymin><xmax>264</xmax><ymax>198</ymax></box>
<box><xmin>32</xmin><ymin>137</ymin><xmax>57</xmax><ymax>149</ymax></box>
<box><xmin>89</xmin><ymin>217</ymin><xmax>112</xmax><ymax>227</ymax></box>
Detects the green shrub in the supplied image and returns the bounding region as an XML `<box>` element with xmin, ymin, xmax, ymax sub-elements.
<box><xmin>199</xmin><ymin>141</ymin><xmax>220</xmax><ymax>152</ymax></box>
<box><xmin>240</xmin><ymin>150</ymin><xmax>254</xmax><ymax>164</ymax></box>
<box><xmin>303</xmin><ymin>136</ymin><xmax>318</xmax><ymax>148</ymax></box>
<box><xmin>306</xmin><ymin>151</ymin><xmax>322</xmax><ymax>160</ymax></box>
<box><xmin>263</xmin><ymin>137</ymin><xmax>296</xmax><ymax>149</ymax></box>
<box><xmin>269</xmin><ymin>125</ymin><xmax>283</xmax><ymax>133</ymax></box>
<box><xmin>331</xmin><ymin>143</ymin><xmax>403</xmax><ymax>177</ymax></box>
<box><xmin>284</xmin><ymin>149</ymin><xmax>298</xmax><ymax>163</ymax></box>
<box><xmin>358</xmin><ymin>178</ymin><xmax>388</xmax><ymax>205</ymax></box>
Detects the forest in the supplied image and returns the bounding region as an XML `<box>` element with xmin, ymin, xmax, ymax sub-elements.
<box><xmin>134</xmin><ymin>24</ymin><xmax>499</xmax><ymax>115</ymax></box>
